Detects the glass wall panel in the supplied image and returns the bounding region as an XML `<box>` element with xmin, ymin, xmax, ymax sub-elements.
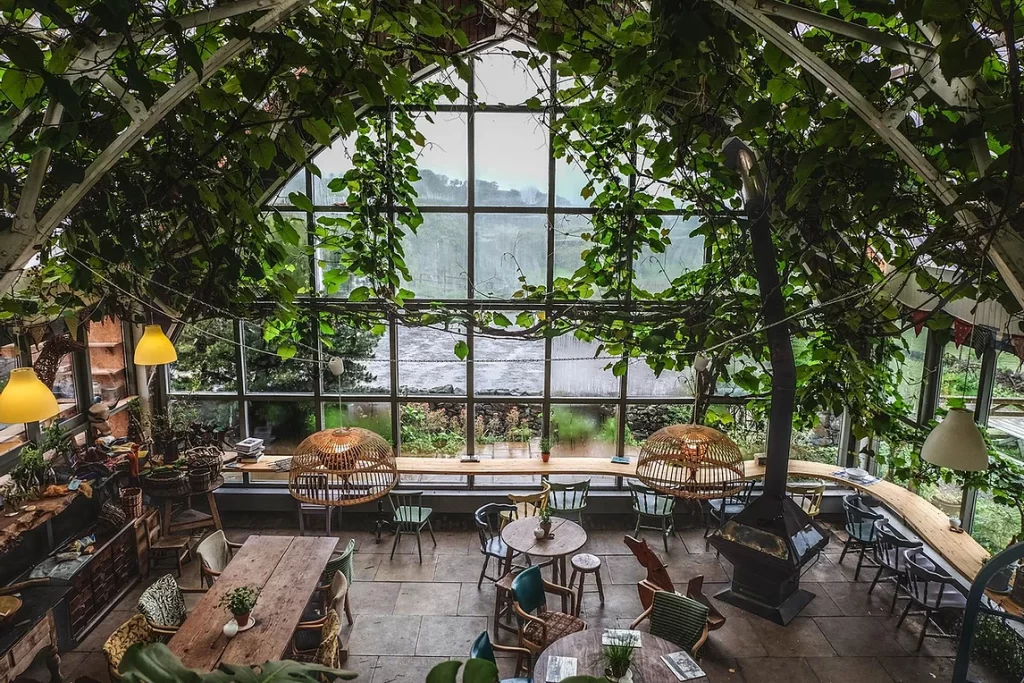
<box><xmin>170</xmin><ymin>399</ymin><xmax>240</xmax><ymax>437</ymax></box>
<box><xmin>475</xmin><ymin>113</ymin><xmax>548</xmax><ymax>207</ymax></box>
<box><xmin>315</xmin><ymin>212</ymin><xmax>374</xmax><ymax>298</ymax></box>
<box><xmin>88</xmin><ymin>317</ymin><xmax>128</xmax><ymax>403</ymax></box>
<box><xmin>475</xmin><ymin>402</ymin><xmax>541</xmax><ymax>459</ymax></box>
<box><xmin>31</xmin><ymin>341</ymin><xmax>77</xmax><ymax>420</ymax></box>
<box><xmin>243</xmin><ymin>323</ymin><xmax>315</xmax><ymax>394</ymax></box>
<box><xmin>550</xmin><ymin>404</ymin><xmax>618</xmax><ymax>457</ymax></box>
<box><xmin>473</xmin><ymin>40</ymin><xmax>548</xmax><ymax>105</ymax></box>
<box><xmin>247</xmin><ymin>400</ymin><xmax>316</xmax><ymax>456</ymax></box>
<box><xmin>474</xmin><ymin>213</ymin><xmax>547</xmax><ymax>298</ymax></box>
<box><xmin>624</xmin><ymin>403</ymin><xmax>693</xmax><ymax>457</ymax></box>
<box><xmin>324</xmin><ymin>401</ymin><xmax>392</xmax><ymax>442</ymax></box>
<box><xmin>633</xmin><ymin>216</ymin><xmax>704</xmax><ymax>293</ymax></box>
<box><xmin>894</xmin><ymin>328</ymin><xmax>927</xmax><ymax>417</ymax></box>
<box><xmin>169</xmin><ymin>319</ymin><xmax>238</xmax><ymax>393</ymax></box>
<box><xmin>706</xmin><ymin>404</ymin><xmax>766</xmax><ymax>461</ymax></box>
<box><xmin>269</xmin><ymin>173</ymin><xmax>305</xmax><ymax>206</ymax></box>
<box><xmin>627</xmin><ymin>363</ymin><xmax>694</xmax><ymax>398</ymax></box>
<box><xmin>264</xmin><ymin>211</ymin><xmax>310</xmax><ymax>285</ymax></box>
<box><xmin>474</xmin><ymin>317</ymin><xmax>544</xmax><ymax>397</ymax></box>
<box><xmin>312</xmin><ymin>132</ymin><xmax>357</xmax><ymax>206</ymax></box>
<box><xmin>320</xmin><ymin>320</ymin><xmax>390</xmax><ymax>395</ymax></box>
<box><xmin>403</xmin><ymin>213</ymin><xmax>468</xmax><ymax>299</ymax></box>
<box><xmin>551</xmin><ymin>336</ymin><xmax>619</xmax><ymax>398</ymax></box>
<box><xmin>400</xmin><ymin>401</ymin><xmax>467</xmax><ymax>457</ymax></box>
<box><xmin>398</xmin><ymin>324</ymin><xmax>466</xmax><ymax>395</ymax></box>
<box><xmin>412</xmin><ymin>112</ymin><xmax>468</xmax><ymax>206</ymax></box>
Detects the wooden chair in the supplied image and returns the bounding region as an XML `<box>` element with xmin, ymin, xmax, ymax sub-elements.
<box><xmin>630</xmin><ymin>590</ymin><xmax>710</xmax><ymax>658</ymax></box>
<box><xmin>143</xmin><ymin>508</ymin><xmax>191</xmax><ymax>578</ymax></box>
<box><xmin>136</xmin><ymin>574</ymin><xmax>206</xmax><ymax>637</ymax></box>
<box><xmin>501</xmin><ymin>484</ymin><xmax>550</xmax><ymax>527</ymax></box>
<box><xmin>470</xmin><ymin>630</ymin><xmax>532</xmax><ymax>682</ymax></box>
<box><xmin>897</xmin><ymin>548</ymin><xmax>968</xmax><ymax>651</ymax></box>
<box><xmin>474</xmin><ymin>503</ymin><xmax>521</xmax><ymax>587</ymax></box>
<box><xmin>869</xmin><ymin>519</ymin><xmax>923</xmax><ymax>614</ymax></box>
<box><xmin>196</xmin><ymin>530</ymin><xmax>242</xmax><ymax>587</ymax></box>
<box><xmin>291</xmin><ymin>607</ymin><xmax>345</xmax><ymax>667</ymax></box>
<box><xmin>628</xmin><ymin>482</ymin><xmax>679</xmax><ymax>551</ymax></box>
<box><xmin>293</xmin><ymin>573</ymin><xmax>350</xmax><ymax>663</ymax></box>
<box><xmin>295</xmin><ymin>472</ymin><xmax>334</xmax><ymax>535</ymax></box>
<box><xmin>703</xmin><ymin>480</ymin><xmax>754</xmax><ymax>550</ymax></box>
<box><xmin>388</xmin><ymin>491</ymin><xmax>436</xmax><ymax>562</ymax></box>
<box><xmin>103</xmin><ymin>613</ymin><xmax>158</xmax><ymax>680</ymax></box>
<box><xmin>839</xmin><ymin>494</ymin><xmax>883</xmax><ymax>579</ymax></box>
<box><xmin>787</xmin><ymin>480</ymin><xmax>826</xmax><ymax>517</ymax></box>
<box><xmin>546</xmin><ymin>480</ymin><xmax>590</xmax><ymax>526</ymax></box>
<box><xmin>321</xmin><ymin>539</ymin><xmax>355</xmax><ymax>624</ymax></box>
<box><xmin>510</xmin><ymin>566</ymin><xmax>586</xmax><ymax>656</ymax></box>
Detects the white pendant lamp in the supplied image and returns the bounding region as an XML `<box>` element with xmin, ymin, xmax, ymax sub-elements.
<box><xmin>134</xmin><ymin>324</ymin><xmax>177</xmax><ymax>365</ymax></box>
<box><xmin>920</xmin><ymin>407</ymin><xmax>989</xmax><ymax>472</ymax></box>
<box><xmin>0</xmin><ymin>367</ymin><xmax>59</xmax><ymax>423</ymax></box>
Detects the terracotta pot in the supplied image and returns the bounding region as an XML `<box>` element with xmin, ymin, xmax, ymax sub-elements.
<box><xmin>234</xmin><ymin>611</ymin><xmax>251</xmax><ymax>628</ymax></box>
<box><xmin>540</xmin><ymin>520</ymin><xmax>552</xmax><ymax>537</ymax></box>
<box><xmin>541</xmin><ymin>452</ymin><xmax>550</xmax><ymax>463</ymax></box>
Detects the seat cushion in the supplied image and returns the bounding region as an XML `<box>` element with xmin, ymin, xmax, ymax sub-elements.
<box><xmin>138</xmin><ymin>574</ymin><xmax>187</xmax><ymax>628</ymax></box>
<box><xmin>395</xmin><ymin>506</ymin><xmax>432</xmax><ymax>524</ymax></box>
<box><xmin>523</xmin><ymin>610</ymin><xmax>586</xmax><ymax>647</ymax></box>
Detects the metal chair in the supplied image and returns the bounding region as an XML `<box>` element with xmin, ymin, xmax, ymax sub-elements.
<box><xmin>630</xmin><ymin>589</ymin><xmax>710</xmax><ymax>657</ymax></box>
<box><xmin>869</xmin><ymin>519</ymin><xmax>923</xmax><ymax>614</ymax></box>
<box><xmin>838</xmin><ymin>494</ymin><xmax>883</xmax><ymax>579</ymax></box>
<box><xmin>510</xmin><ymin>565</ymin><xmax>586</xmax><ymax>656</ymax></box>
<box><xmin>787</xmin><ymin>480</ymin><xmax>826</xmax><ymax>517</ymax></box>
<box><xmin>703</xmin><ymin>480</ymin><xmax>754</xmax><ymax>550</ymax></box>
<box><xmin>474</xmin><ymin>503</ymin><xmax>521</xmax><ymax>587</ymax></box>
<box><xmin>546</xmin><ymin>480</ymin><xmax>590</xmax><ymax>526</ymax></box>
<box><xmin>295</xmin><ymin>472</ymin><xmax>333</xmax><ymax>535</ymax></box>
<box><xmin>628</xmin><ymin>481</ymin><xmax>679</xmax><ymax>551</ymax></box>
<box><xmin>195</xmin><ymin>530</ymin><xmax>242</xmax><ymax>587</ymax></box>
<box><xmin>470</xmin><ymin>631</ymin><xmax>532</xmax><ymax>682</ymax></box>
<box><xmin>897</xmin><ymin>548</ymin><xmax>968</xmax><ymax>651</ymax></box>
<box><xmin>321</xmin><ymin>539</ymin><xmax>356</xmax><ymax>624</ymax></box>
<box><xmin>388</xmin><ymin>491</ymin><xmax>436</xmax><ymax>562</ymax></box>
<box><xmin>293</xmin><ymin>573</ymin><xmax>349</xmax><ymax>661</ymax></box>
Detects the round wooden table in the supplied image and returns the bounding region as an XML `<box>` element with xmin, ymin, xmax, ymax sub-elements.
<box><xmin>501</xmin><ymin>516</ymin><xmax>587</xmax><ymax>604</ymax></box>
<box><xmin>534</xmin><ymin>630</ymin><xmax>687</xmax><ymax>683</ymax></box>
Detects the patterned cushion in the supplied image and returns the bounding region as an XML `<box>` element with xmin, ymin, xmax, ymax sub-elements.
<box><xmin>138</xmin><ymin>574</ymin><xmax>187</xmax><ymax>628</ymax></box>
<box><xmin>315</xmin><ymin>609</ymin><xmax>342</xmax><ymax>668</ymax></box>
<box><xmin>523</xmin><ymin>610</ymin><xmax>586</xmax><ymax>647</ymax></box>
<box><xmin>649</xmin><ymin>591</ymin><xmax>708</xmax><ymax>652</ymax></box>
<box><xmin>103</xmin><ymin>613</ymin><xmax>157</xmax><ymax>676</ymax></box>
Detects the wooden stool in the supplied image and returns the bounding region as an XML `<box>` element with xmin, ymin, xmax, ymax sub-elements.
<box><xmin>493</xmin><ymin>569</ymin><xmax>521</xmax><ymax>639</ymax></box>
<box><xmin>567</xmin><ymin>553</ymin><xmax>604</xmax><ymax>617</ymax></box>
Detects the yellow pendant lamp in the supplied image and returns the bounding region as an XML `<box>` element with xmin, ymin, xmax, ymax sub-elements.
<box><xmin>134</xmin><ymin>324</ymin><xmax>177</xmax><ymax>365</ymax></box>
<box><xmin>0</xmin><ymin>367</ymin><xmax>59</xmax><ymax>423</ymax></box>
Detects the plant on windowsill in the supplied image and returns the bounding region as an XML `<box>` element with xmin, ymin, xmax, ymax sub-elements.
<box><xmin>602</xmin><ymin>639</ymin><xmax>635</xmax><ymax>683</ymax></box>
<box><xmin>540</xmin><ymin>437</ymin><xmax>551</xmax><ymax>463</ymax></box>
<box><xmin>219</xmin><ymin>585</ymin><xmax>260</xmax><ymax>628</ymax></box>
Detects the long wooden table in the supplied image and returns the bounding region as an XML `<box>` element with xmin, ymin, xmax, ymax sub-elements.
<box><xmin>168</xmin><ymin>535</ymin><xmax>336</xmax><ymax>670</ymax></box>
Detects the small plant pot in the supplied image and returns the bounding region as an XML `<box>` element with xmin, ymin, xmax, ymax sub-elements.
<box><xmin>540</xmin><ymin>520</ymin><xmax>552</xmax><ymax>538</ymax></box>
<box><xmin>233</xmin><ymin>611</ymin><xmax>252</xmax><ymax>628</ymax></box>
<box><xmin>541</xmin><ymin>452</ymin><xmax>550</xmax><ymax>463</ymax></box>
<box><xmin>988</xmin><ymin>564</ymin><xmax>1015</xmax><ymax>594</ymax></box>
<box><xmin>605</xmin><ymin>668</ymin><xmax>632</xmax><ymax>683</ymax></box>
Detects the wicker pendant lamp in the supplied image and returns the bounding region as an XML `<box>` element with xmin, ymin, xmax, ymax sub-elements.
<box><xmin>635</xmin><ymin>424</ymin><xmax>745</xmax><ymax>499</ymax></box>
<box><xmin>288</xmin><ymin>427</ymin><xmax>398</xmax><ymax>506</ymax></box>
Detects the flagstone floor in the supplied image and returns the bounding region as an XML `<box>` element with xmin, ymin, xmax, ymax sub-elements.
<box><xmin>49</xmin><ymin>513</ymin><xmax>1011</xmax><ymax>683</ymax></box>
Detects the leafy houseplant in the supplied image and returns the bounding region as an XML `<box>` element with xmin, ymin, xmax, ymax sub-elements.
<box><xmin>536</xmin><ymin>506</ymin><xmax>553</xmax><ymax>539</ymax></box>
<box><xmin>10</xmin><ymin>446</ymin><xmax>51</xmax><ymax>494</ymax></box>
<box><xmin>219</xmin><ymin>586</ymin><xmax>260</xmax><ymax>627</ymax></box>
<box><xmin>602</xmin><ymin>640</ymin><xmax>635</xmax><ymax>682</ymax></box>
<box><xmin>540</xmin><ymin>437</ymin><xmax>551</xmax><ymax>463</ymax></box>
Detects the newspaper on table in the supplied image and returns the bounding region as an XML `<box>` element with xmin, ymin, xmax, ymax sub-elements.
<box><xmin>545</xmin><ymin>656</ymin><xmax>578</xmax><ymax>683</ymax></box>
<box><xmin>602</xmin><ymin>629</ymin><xmax>642</xmax><ymax>647</ymax></box>
<box><xmin>661</xmin><ymin>651</ymin><xmax>706</xmax><ymax>681</ymax></box>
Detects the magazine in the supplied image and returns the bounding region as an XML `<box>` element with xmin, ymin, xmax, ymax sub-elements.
<box><xmin>545</xmin><ymin>656</ymin><xmax>578</xmax><ymax>682</ymax></box>
<box><xmin>661</xmin><ymin>651</ymin><xmax>706</xmax><ymax>681</ymax></box>
<box><xmin>602</xmin><ymin>629</ymin><xmax>642</xmax><ymax>647</ymax></box>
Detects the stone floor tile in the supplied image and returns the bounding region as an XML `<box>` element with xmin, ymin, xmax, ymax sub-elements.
<box><xmin>813</xmin><ymin>617</ymin><xmax>907</xmax><ymax>657</ymax></box>
<box><xmin>801</xmin><ymin>554</ymin><xmax>851</xmax><ymax>584</ymax></box>
<box><xmin>340</xmin><ymin>655</ymin><xmax>378</xmax><ymax>681</ymax></box>
<box><xmin>374</xmin><ymin>555</ymin><xmax>438</xmax><ymax>582</ymax></box>
<box><xmin>349</xmin><ymin>581</ymin><xmax>401</xmax><ymax>615</ymax></box>
<box><xmin>347</xmin><ymin>615</ymin><xmax>421</xmax><ymax>655</ymax></box>
<box><xmin>394</xmin><ymin>582</ymin><xmax>462</xmax><ymax>615</ymax></box>
<box><xmin>368</xmin><ymin>656</ymin><xmax>448</xmax><ymax>683</ymax></box>
<box><xmin>703</xmin><ymin>616</ymin><xmax>768</xmax><ymax>660</ymax></box>
<box><xmin>63</xmin><ymin>651</ymin><xmax>110</xmax><ymax>682</ymax></box>
<box><xmin>876</xmin><ymin>656</ymin><xmax>956</xmax><ymax>683</ymax></box>
<box><xmin>681</xmin><ymin>529</ymin><xmax>713</xmax><ymax>554</ymax></box>
<box><xmin>699</xmin><ymin>657</ymin><xmax>746</xmax><ymax>683</ymax></box>
<box><xmin>601</xmin><ymin>554</ymin><xmax>647</xmax><ymax>585</ymax></box>
<box><xmin>663</xmin><ymin>553</ymin><xmax>731</xmax><ymax>583</ymax></box>
<box><xmin>735</xmin><ymin>657</ymin><xmax>821</xmax><ymax>683</ymax></box>
<box><xmin>582</xmin><ymin>530</ymin><xmax>634</xmax><ymax>555</ymax></box>
<box><xmin>808</xmin><ymin>657</ymin><xmax>895</xmax><ymax>683</ymax></box>
<box><xmin>796</xmin><ymin>583</ymin><xmax>844</xmax><ymax>617</ymax></box>
<box><xmin>891</xmin><ymin>615</ymin><xmax>959</xmax><ymax>657</ymax></box>
<box><xmin>749</xmin><ymin>616</ymin><xmax>837</xmax><ymax>658</ymax></box>
<box><xmin>434</xmin><ymin>553</ymin><xmax>489</xmax><ymax>583</ymax></box>
<box><xmin>820</xmin><ymin>581</ymin><xmax>898</xmax><ymax>617</ymax></box>
<box><xmin>415</xmin><ymin>615</ymin><xmax>489</xmax><ymax>656</ymax></box>
<box><xmin>458</xmin><ymin>582</ymin><xmax>498</xmax><ymax>617</ymax></box>
<box><xmin>581</xmin><ymin>583</ymin><xmax>642</xmax><ymax>622</ymax></box>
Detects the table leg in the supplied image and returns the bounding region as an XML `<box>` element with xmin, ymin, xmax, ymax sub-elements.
<box><xmin>162</xmin><ymin>498</ymin><xmax>173</xmax><ymax>536</ymax></box>
<box><xmin>207</xmin><ymin>491</ymin><xmax>223</xmax><ymax>530</ymax></box>
<box><xmin>45</xmin><ymin>644</ymin><xmax>61</xmax><ymax>683</ymax></box>
<box><xmin>558</xmin><ymin>556</ymin><xmax>569</xmax><ymax>613</ymax></box>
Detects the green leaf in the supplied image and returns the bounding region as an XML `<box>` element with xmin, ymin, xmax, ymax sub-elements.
<box><xmin>276</xmin><ymin>342</ymin><xmax>297</xmax><ymax>360</ymax></box>
<box><xmin>349</xmin><ymin>286</ymin><xmax>370</xmax><ymax>302</ymax></box>
<box><xmin>288</xmin><ymin>192</ymin><xmax>315</xmax><ymax>212</ymax></box>
<box><xmin>1</xmin><ymin>68</ymin><xmax>42</xmax><ymax>109</ymax></box>
<box><xmin>537</xmin><ymin>29</ymin><xmax>564</xmax><ymax>52</ymax></box>
<box><xmin>302</xmin><ymin>118</ymin><xmax>333</xmax><ymax>146</ymax></box>
<box><xmin>454</xmin><ymin>340</ymin><xmax>469</xmax><ymax>360</ymax></box>
<box><xmin>462</xmin><ymin>659</ymin><xmax>500</xmax><ymax>683</ymax></box>
<box><xmin>426</xmin><ymin>660</ymin><xmax>463</xmax><ymax>683</ymax></box>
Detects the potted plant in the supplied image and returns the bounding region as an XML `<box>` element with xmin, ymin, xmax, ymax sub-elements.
<box><xmin>219</xmin><ymin>585</ymin><xmax>260</xmax><ymax>628</ymax></box>
<box><xmin>10</xmin><ymin>446</ymin><xmax>52</xmax><ymax>495</ymax></box>
<box><xmin>540</xmin><ymin>437</ymin><xmax>551</xmax><ymax>463</ymax></box>
<box><xmin>535</xmin><ymin>507</ymin><xmax>553</xmax><ymax>539</ymax></box>
<box><xmin>602</xmin><ymin>639</ymin><xmax>635</xmax><ymax>682</ymax></box>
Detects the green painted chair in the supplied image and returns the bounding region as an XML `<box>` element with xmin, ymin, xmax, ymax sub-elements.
<box><xmin>546</xmin><ymin>480</ymin><xmax>590</xmax><ymax>526</ymax></box>
<box><xmin>470</xmin><ymin>631</ymin><xmax>532</xmax><ymax>682</ymax></box>
<box><xmin>321</xmin><ymin>539</ymin><xmax>355</xmax><ymax>624</ymax></box>
<box><xmin>510</xmin><ymin>565</ymin><xmax>586</xmax><ymax>656</ymax></box>
<box><xmin>628</xmin><ymin>482</ymin><xmax>679</xmax><ymax>551</ymax></box>
<box><xmin>630</xmin><ymin>589</ymin><xmax>710</xmax><ymax>657</ymax></box>
<box><xmin>388</xmin><ymin>491</ymin><xmax>436</xmax><ymax>562</ymax></box>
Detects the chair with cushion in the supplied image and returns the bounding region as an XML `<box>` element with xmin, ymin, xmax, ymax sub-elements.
<box><xmin>869</xmin><ymin>519</ymin><xmax>923</xmax><ymax>614</ymax></box>
<box><xmin>293</xmin><ymin>572</ymin><xmax>350</xmax><ymax>659</ymax></box>
<box><xmin>510</xmin><ymin>566</ymin><xmax>586</xmax><ymax>656</ymax></box>
<box><xmin>388</xmin><ymin>491</ymin><xmax>436</xmax><ymax>562</ymax></box>
<box><xmin>546</xmin><ymin>480</ymin><xmax>590</xmax><ymax>526</ymax></box>
<box><xmin>321</xmin><ymin>539</ymin><xmax>355</xmax><ymax>624</ymax></box>
<box><xmin>137</xmin><ymin>574</ymin><xmax>205</xmax><ymax>636</ymax></box>
<box><xmin>703</xmin><ymin>480</ymin><xmax>754</xmax><ymax>550</ymax></box>
<box><xmin>291</xmin><ymin>607</ymin><xmax>345</xmax><ymax>668</ymax></box>
<box><xmin>628</xmin><ymin>482</ymin><xmax>679</xmax><ymax>551</ymax></box>
<box><xmin>475</xmin><ymin>503</ymin><xmax>521</xmax><ymax>587</ymax></box>
<box><xmin>838</xmin><ymin>494</ymin><xmax>883</xmax><ymax>579</ymax></box>
<box><xmin>787</xmin><ymin>480</ymin><xmax>826</xmax><ymax>518</ymax></box>
<box><xmin>630</xmin><ymin>589</ymin><xmax>710</xmax><ymax>657</ymax></box>
<box><xmin>196</xmin><ymin>530</ymin><xmax>243</xmax><ymax>587</ymax></box>
<box><xmin>897</xmin><ymin>548</ymin><xmax>968</xmax><ymax>651</ymax></box>
<box><xmin>103</xmin><ymin>613</ymin><xmax>158</xmax><ymax>680</ymax></box>
<box><xmin>470</xmin><ymin>630</ymin><xmax>533</xmax><ymax>683</ymax></box>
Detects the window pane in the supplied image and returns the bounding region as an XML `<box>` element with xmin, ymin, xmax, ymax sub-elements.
<box><xmin>315</xmin><ymin>212</ymin><xmax>373</xmax><ymax>298</ymax></box>
<box><xmin>403</xmin><ymin>213</ymin><xmax>468</xmax><ymax>299</ymax></box>
<box><xmin>893</xmin><ymin>328</ymin><xmax>927</xmax><ymax>419</ymax></box>
<box><xmin>475</xmin><ymin>113</ymin><xmax>549</xmax><ymax>207</ymax></box>
<box><xmin>553</xmin><ymin>214</ymin><xmax>611</xmax><ymax>299</ymax></box>
<box><xmin>474</xmin><ymin>213</ymin><xmax>547</xmax><ymax>298</ymax></box>
<box><xmin>264</xmin><ymin>211</ymin><xmax>310</xmax><ymax>287</ymax></box>
<box><xmin>324</xmin><ymin>401</ymin><xmax>392</xmax><ymax>443</ymax></box>
<box><xmin>400</xmin><ymin>401</ymin><xmax>466</xmax><ymax>457</ymax></box>
<box><xmin>625</xmin><ymin>404</ymin><xmax>693</xmax><ymax>457</ymax></box>
<box><xmin>169</xmin><ymin>319</ymin><xmax>238</xmax><ymax>393</ymax></box>
<box><xmin>627</xmin><ymin>363</ymin><xmax>694</xmax><ymax>398</ymax></box>
<box><xmin>475</xmin><ymin>315</ymin><xmax>544</xmax><ymax>396</ymax></box>
<box><xmin>940</xmin><ymin>340</ymin><xmax>981</xmax><ymax>412</ymax></box>
<box><xmin>31</xmin><ymin>341</ymin><xmax>77</xmax><ymax>420</ymax></box>
<box><xmin>320</xmin><ymin>319</ymin><xmax>390</xmax><ymax>395</ymax></box>
<box><xmin>475</xmin><ymin>402</ymin><xmax>541</xmax><ymax>458</ymax></box>
<box><xmin>420</xmin><ymin>67</ymin><xmax>468</xmax><ymax>105</ymax></box>
<box><xmin>554</xmin><ymin>154</ymin><xmax>592</xmax><ymax>208</ymax></box>
<box><xmin>247</xmin><ymin>400</ymin><xmax>316</xmax><ymax>456</ymax></box>
<box><xmin>474</xmin><ymin>40</ymin><xmax>548</xmax><ymax>106</ymax></box>
<box><xmin>89</xmin><ymin>317</ymin><xmax>128</xmax><ymax>403</ymax></box>
<box><xmin>707</xmin><ymin>405</ymin><xmax>766</xmax><ymax>460</ymax></box>
<box><xmin>398</xmin><ymin>324</ymin><xmax>466</xmax><ymax>395</ymax></box>
<box><xmin>791</xmin><ymin>411</ymin><xmax>840</xmax><ymax>465</ymax></box>
<box><xmin>312</xmin><ymin>132</ymin><xmax>357</xmax><ymax>206</ymax></box>
<box><xmin>269</xmin><ymin>173</ymin><xmax>305</xmax><ymax>206</ymax></box>
<box><xmin>550</xmin><ymin>404</ymin><xmax>617</xmax><ymax>457</ymax></box>
<box><xmin>551</xmin><ymin>335</ymin><xmax>619</xmax><ymax>398</ymax></box>
<box><xmin>412</xmin><ymin>112</ymin><xmax>468</xmax><ymax>206</ymax></box>
<box><xmin>633</xmin><ymin>216</ymin><xmax>704</xmax><ymax>294</ymax></box>
<box><xmin>243</xmin><ymin>322</ymin><xmax>314</xmax><ymax>393</ymax></box>
<box><xmin>170</xmin><ymin>399</ymin><xmax>241</xmax><ymax>438</ymax></box>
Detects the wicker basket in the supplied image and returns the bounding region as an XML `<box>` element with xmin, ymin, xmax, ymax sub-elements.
<box><xmin>185</xmin><ymin>446</ymin><xmax>223</xmax><ymax>477</ymax></box>
<box><xmin>188</xmin><ymin>465</ymin><xmax>214</xmax><ymax>493</ymax></box>
<box><xmin>120</xmin><ymin>487</ymin><xmax>143</xmax><ymax>519</ymax></box>
<box><xmin>142</xmin><ymin>469</ymin><xmax>190</xmax><ymax>498</ymax></box>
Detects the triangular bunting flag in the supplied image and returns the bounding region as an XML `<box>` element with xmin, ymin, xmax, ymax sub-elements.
<box><xmin>1011</xmin><ymin>336</ymin><xmax>1024</xmax><ymax>364</ymax></box>
<box><xmin>912</xmin><ymin>310</ymin><xmax>929</xmax><ymax>336</ymax></box>
<box><xmin>954</xmin><ymin>319</ymin><xmax>973</xmax><ymax>347</ymax></box>
<box><xmin>971</xmin><ymin>326</ymin><xmax>993</xmax><ymax>358</ymax></box>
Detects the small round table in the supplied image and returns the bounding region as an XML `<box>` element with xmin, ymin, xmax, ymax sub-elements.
<box><xmin>501</xmin><ymin>516</ymin><xmax>587</xmax><ymax>610</ymax></box>
<box><xmin>534</xmin><ymin>630</ymin><xmax>686</xmax><ymax>683</ymax></box>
